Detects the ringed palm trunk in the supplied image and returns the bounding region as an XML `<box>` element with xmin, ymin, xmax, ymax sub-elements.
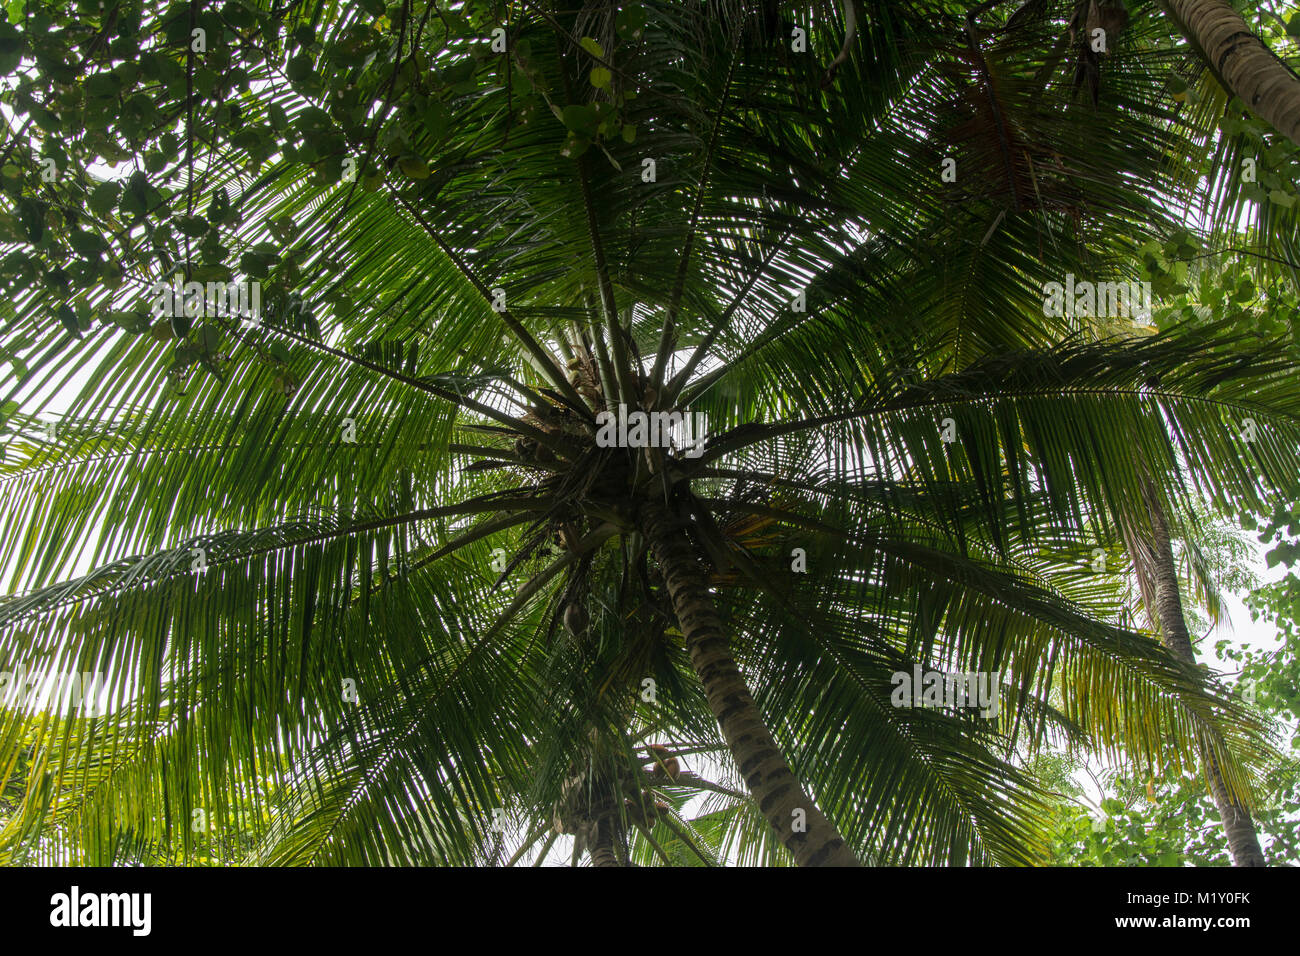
<box><xmin>588</xmin><ymin>820</ymin><xmax>629</xmax><ymax>867</ymax></box>
<box><xmin>1133</xmin><ymin>477</ymin><xmax>1266</xmax><ymax>866</ymax></box>
<box><xmin>641</xmin><ymin>497</ymin><xmax>862</xmax><ymax>867</ymax></box>
<box><xmin>1159</xmin><ymin>0</ymin><xmax>1300</xmax><ymax>147</ymax></box>
<box><xmin>588</xmin><ymin>844</ymin><xmax>623</xmax><ymax>867</ymax></box>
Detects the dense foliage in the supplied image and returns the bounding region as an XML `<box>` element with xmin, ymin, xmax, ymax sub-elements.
<box><xmin>0</xmin><ymin>0</ymin><xmax>1297</xmax><ymax>866</ymax></box>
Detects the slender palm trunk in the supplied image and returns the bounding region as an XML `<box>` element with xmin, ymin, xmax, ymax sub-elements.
<box><xmin>1160</xmin><ymin>0</ymin><xmax>1300</xmax><ymax>147</ymax></box>
<box><xmin>1136</xmin><ymin>478</ymin><xmax>1266</xmax><ymax>866</ymax></box>
<box><xmin>640</xmin><ymin>497</ymin><xmax>861</xmax><ymax>866</ymax></box>
<box><xmin>588</xmin><ymin>823</ymin><xmax>628</xmax><ymax>867</ymax></box>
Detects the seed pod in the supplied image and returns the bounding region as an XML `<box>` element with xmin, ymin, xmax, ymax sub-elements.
<box><xmin>564</xmin><ymin>602</ymin><xmax>589</xmax><ymax>637</ymax></box>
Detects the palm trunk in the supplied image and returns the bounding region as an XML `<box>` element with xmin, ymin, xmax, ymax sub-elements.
<box><xmin>1159</xmin><ymin>0</ymin><xmax>1300</xmax><ymax>147</ymax></box>
<box><xmin>1135</xmin><ymin>478</ymin><xmax>1266</xmax><ymax>866</ymax></box>
<box><xmin>641</xmin><ymin>498</ymin><xmax>861</xmax><ymax>866</ymax></box>
<box><xmin>588</xmin><ymin>823</ymin><xmax>627</xmax><ymax>867</ymax></box>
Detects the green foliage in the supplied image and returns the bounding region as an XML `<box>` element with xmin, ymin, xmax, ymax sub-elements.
<box><xmin>0</xmin><ymin>0</ymin><xmax>1298</xmax><ymax>867</ymax></box>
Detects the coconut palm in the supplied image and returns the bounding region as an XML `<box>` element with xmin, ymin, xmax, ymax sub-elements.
<box><xmin>1121</xmin><ymin>477</ymin><xmax>1268</xmax><ymax>865</ymax></box>
<box><xmin>0</xmin><ymin>1</ymin><xmax>1297</xmax><ymax>866</ymax></box>
<box><xmin>1157</xmin><ymin>0</ymin><xmax>1300</xmax><ymax>148</ymax></box>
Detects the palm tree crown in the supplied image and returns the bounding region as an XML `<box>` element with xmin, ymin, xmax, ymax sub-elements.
<box><xmin>0</xmin><ymin>0</ymin><xmax>1297</xmax><ymax>866</ymax></box>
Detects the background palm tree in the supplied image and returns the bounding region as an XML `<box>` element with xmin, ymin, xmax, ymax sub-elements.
<box><xmin>0</xmin><ymin>0</ymin><xmax>1297</xmax><ymax>865</ymax></box>
<box><xmin>1157</xmin><ymin>0</ymin><xmax>1300</xmax><ymax>147</ymax></box>
<box><xmin>1122</xmin><ymin>476</ymin><xmax>1267</xmax><ymax>865</ymax></box>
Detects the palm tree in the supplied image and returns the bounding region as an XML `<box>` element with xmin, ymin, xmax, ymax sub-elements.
<box><xmin>1123</xmin><ymin>476</ymin><xmax>1267</xmax><ymax>865</ymax></box>
<box><xmin>1158</xmin><ymin>0</ymin><xmax>1300</xmax><ymax>147</ymax></box>
<box><xmin>0</xmin><ymin>1</ymin><xmax>1297</xmax><ymax>866</ymax></box>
